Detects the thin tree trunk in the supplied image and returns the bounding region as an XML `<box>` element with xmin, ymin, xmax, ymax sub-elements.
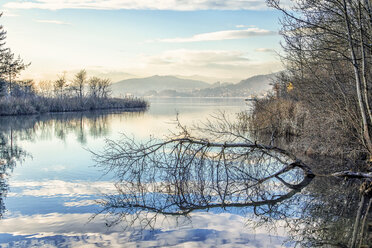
<box><xmin>350</xmin><ymin>194</ymin><xmax>366</xmax><ymax>248</ymax></box>
<box><xmin>364</xmin><ymin>0</ymin><xmax>372</xmax><ymax>26</ymax></box>
<box><xmin>358</xmin><ymin>197</ymin><xmax>372</xmax><ymax>248</ymax></box>
<box><xmin>8</xmin><ymin>73</ymin><xmax>11</xmax><ymax>96</ymax></box>
<box><xmin>359</xmin><ymin>0</ymin><xmax>372</xmax><ymax>126</ymax></box>
<box><xmin>343</xmin><ymin>0</ymin><xmax>372</xmax><ymax>155</ymax></box>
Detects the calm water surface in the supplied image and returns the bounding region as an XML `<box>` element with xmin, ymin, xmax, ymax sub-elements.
<box><xmin>0</xmin><ymin>98</ymin><xmax>366</xmax><ymax>247</ymax></box>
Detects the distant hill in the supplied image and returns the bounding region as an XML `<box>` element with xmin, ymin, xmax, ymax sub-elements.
<box><xmin>111</xmin><ymin>75</ymin><xmax>210</xmax><ymax>96</ymax></box>
<box><xmin>110</xmin><ymin>73</ymin><xmax>277</xmax><ymax>97</ymax></box>
<box><xmin>192</xmin><ymin>73</ymin><xmax>276</xmax><ymax>97</ymax></box>
<box><xmin>174</xmin><ymin>74</ymin><xmax>241</xmax><ymax>84</ymax></box>
<box><xmin>232</xmin><ymin>73</ymin><xmax>276</xmax><ymax>92</ymax></box>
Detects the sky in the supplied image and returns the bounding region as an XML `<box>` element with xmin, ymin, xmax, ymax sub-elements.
<box><xmin>1</xmin><ymin>0</ymin><xmax>285</xmax><ymax>83</ymax></box>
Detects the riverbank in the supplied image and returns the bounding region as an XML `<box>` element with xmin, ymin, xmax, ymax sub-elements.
<box><xmin>245</xmin><ymin>95</ymin><xmax>371</xmax><ymax>168</ymax></box>
<box><xmin>0</xmin><ymin>96</ymin><xmax>148</xmax><ymax>116</ymax></box>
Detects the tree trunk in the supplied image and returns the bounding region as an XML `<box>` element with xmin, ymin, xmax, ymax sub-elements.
<box><xmin>359</xmin><ymin>0</ymin><xmax>372</xmax><ymax>126</ymax></box>
<box><xmin>343</xmin><ymin>0</ymin><xmax>372</xmax><ymax>155</ymax></box>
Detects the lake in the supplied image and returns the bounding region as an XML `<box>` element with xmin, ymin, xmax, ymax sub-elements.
<box><xmin>0</xmin><ymin>98</ymin><xmax>367</xmax><ymax>247</ymax></box>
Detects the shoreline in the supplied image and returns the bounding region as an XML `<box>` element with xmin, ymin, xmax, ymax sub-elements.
<box><xmin>0</xmin><ymin>106</ymin><xmax>148</xmax><ymax>117</ymax></box>
<box><xmin>0</xmin><ymin>96</ymin><xmax>149</xmax><ymax>117</ymax></box>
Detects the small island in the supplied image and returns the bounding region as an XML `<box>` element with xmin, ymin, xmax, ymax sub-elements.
<box><xmin>0</xmin><ymin>70</ymin><xmax>148</xmax><ymax>116</ymax></box>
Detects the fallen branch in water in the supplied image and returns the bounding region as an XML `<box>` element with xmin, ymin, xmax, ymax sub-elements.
<box><xmin>325</xmin><ymin>171</ymin><xmax>372</xmax><ymax>179</ymax></box>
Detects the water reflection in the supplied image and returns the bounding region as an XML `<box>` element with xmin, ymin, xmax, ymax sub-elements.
<box><xmin>0</xmin><ymin>99</ymin><xmax>369</xmax><ymax>247</ymax></box>
<box><xmin>286</xmin><ymin>177</ymin><xmax>371</xmax><ymax>248</ymax></box>
<box><xmin>91</xmin><ymin>117</ymin><xmax>371</xmax><ymax>247</ymax></box>
<box><xmin>0</xmin><ymin>125</ymin><xmax>28</xmax><ymax>218</ymax></box>
<box><xmin>0</xmin><ymin>110</ymin><xmax>145</xmax><ymax>218</ymax></box>
<box><xmin>96</xmin><ymin>162</ymin><xmax>370</xmax><ymax>247</ymax></box>
<box><xmin>94</xmin><ymin>135</ymin><xmax>314</xmax><ymax>223</ymax></box>
<box><xmin>0</xmin><ymin>110</ymin><xmax>145</xmax><ymax>144</ymax></box>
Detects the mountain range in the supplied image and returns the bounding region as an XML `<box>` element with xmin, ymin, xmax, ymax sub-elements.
<box><xmin>111</xmin><ymin>75</ymin><xmax>209</xmax><ymax>96</ymax></box>
<box><xmin>111</xmin><ymin>73</ymin><xmax>277</xmax><ymax>97</ymax></box>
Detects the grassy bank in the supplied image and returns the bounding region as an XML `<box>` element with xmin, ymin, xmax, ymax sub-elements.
<box><xmin>0</xmin><ymin>96</ymin><xmax>148</xmax><ymax>116</ymax></box>
<box><xmin>245</xmin><ymin>94</ymin><xmax>370</xmax><ymax>166</ymax></box>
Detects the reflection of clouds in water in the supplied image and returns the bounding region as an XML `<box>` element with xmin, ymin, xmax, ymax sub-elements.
<box><xmin>8</xmin><ymin>180</ymin><xmax>116</xmax><ymax>197</ymax></box>
<box><xmin>63</xmin><ymin>199</ymin><xmax>98</xmax><ymax>207</ymax></box>
<box><xmin>8</xmin><ymin>180</ymin><xmax>182</xmax><ymax>198</ymax></box>
<box><xmin>0</xmin><ymin>212</ymin><xmax>287</xmax><ymax>248</ymax></box>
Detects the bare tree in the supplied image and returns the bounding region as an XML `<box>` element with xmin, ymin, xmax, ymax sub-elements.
<box><xmin>37</xmin><ymin>80</ymin><xmax>54</xmax><ymax>97</ymax></box>
<box><xmin>97</xmin><ymin>78</ymin><xmax>111</xmax><ymax>98</ymax></box>
<box><xmin>70</xmin><ymin>69</ymin><xmax>87</xmax><ymax>99</ymax></box>
<box><xmin>266</xmin><ymin>0</ymin><xmax>372</xmax><ymax>157</ymax></box>
<box><xmin>54</xmin><ymin>74</ymin><xmax>67</xmax><ymax>98</ymax></box>
<box><xmin>88</xmin><ymin>76</ymin><xmax>100</xmax><ymax>98</ymax></box>
<box><xmin>11</xmin><ymin>79</ymin><xmax>35</xmax><ymax>97</ymax></box>
<box><xmin>88</xmin><ymin>77</ymin><xmax>111</xmax><ymax>99</ymax></box>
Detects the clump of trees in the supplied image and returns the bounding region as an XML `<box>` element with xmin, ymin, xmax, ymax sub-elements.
<box><xmin>248</xmin><ymin>0</ymin><xmax>372</xmax><ymax>162</ymax></box>
<box><xmin>50</xmin><ymin>70</ymin><xmax>111</xmax><ymax>100</ymax></box>
<box><xmin>0</xmin><ymin>69</ymin><xmax>148</xmax><ymax>116</ymax></box>
<box><xmin>46</xmin><ymin>70</ymin><xmax>111</xmax><ymax>100</ymax></box>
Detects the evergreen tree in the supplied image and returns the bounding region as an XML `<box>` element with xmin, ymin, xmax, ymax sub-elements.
<box><xmin>0</xmin><ymin>12</ymin><xmax>29</xmax><ymax>96</ymax></box>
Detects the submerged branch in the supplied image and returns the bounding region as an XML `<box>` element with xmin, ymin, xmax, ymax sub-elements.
<box><xmin>91</xmin><ymin>115</ymin><xmax>372</xmax><ymax>233</ymax></box>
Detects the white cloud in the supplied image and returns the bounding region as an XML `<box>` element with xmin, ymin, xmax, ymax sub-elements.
<box><xmin>1</xmin><ymin>10</ymin><xmax>19</xmax><ymax>17</ymax></box>
<box><xmin>235</xmin><ymin>24</ymin><xmax>256</xmax><ymax>28</ymax></box>
<box><xmin>145</xmin><ymin>49</ymin><xmax>250</xmax><ymax>66</ymax></box>
<box><xmin>255</xmin><ymin>48</ymin><xmax>276</xmax><ymax>53</ymax></box>
<box><xmin>36</xmin><ymin>19</ymin><xmax>72</xmax><ymax>25</ymax></box>
<box><xmin>154</xmin><ymin>28</ymin><xmax>277</xmax><ymax>43</ymax></box>
<box><xmin>132</xmin><ymin>49</ymin><xmax>282</xmax><ymax>79</ymax></box>
<box><xmin>4</xmin><ymin>0</ymin><xmax>285</xmax><ymax>11</ymax></box>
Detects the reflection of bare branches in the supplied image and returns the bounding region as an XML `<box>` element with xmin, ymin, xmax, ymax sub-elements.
<box><xmin>0</xmin><ymin>110</ymin><xmax>147</xmax><ymax>219</ymax></box>
<box><xmin>276</xmin><ymin>175</ymin><xmax>371</xmax><ymax>248</ymax></box>
<box><xmin>91</xmin><ymin>113</ymin><xmax>372</xmax><ymax>247</ymax></box>
<box><xmin>186</xmin><ymin>111</ymin><xmax>252</xmax><ymax>143</ymax></box>
<box><xmin>92</xmin><ymin>119</ymin><xmax>315</xmax><ymax>230</ymax></box>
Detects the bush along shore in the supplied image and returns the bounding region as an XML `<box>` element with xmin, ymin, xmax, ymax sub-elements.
<box><xmin>0</xmin><ymin>70</ymin><xmax>148</xmax><ymax>116</ymax></box>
